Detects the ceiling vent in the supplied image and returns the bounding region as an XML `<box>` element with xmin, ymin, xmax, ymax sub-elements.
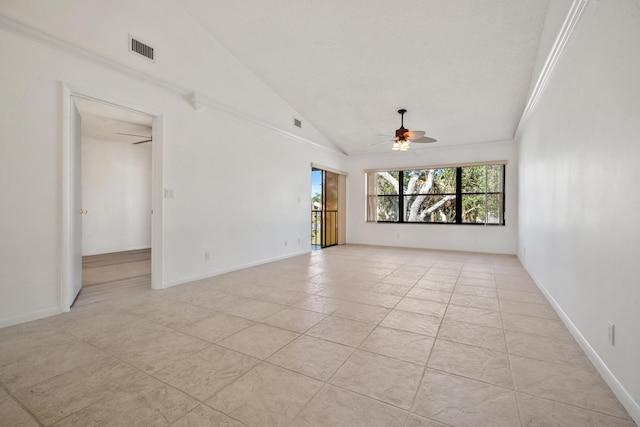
<box><xmin>129</xmin><ymin>35</ymin><xmax>154</xmax><ymax>61</ymax></box>
<box><xmin>294</xmin><ymin>118</ymin><xmax>302</xmax><ymax>128</ymax></box>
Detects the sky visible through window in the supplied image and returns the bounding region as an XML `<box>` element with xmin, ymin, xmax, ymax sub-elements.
<box><xmin>311</xmin><ymin>169</ymin><xmax>322</xmax><ymax>199</ymax></box>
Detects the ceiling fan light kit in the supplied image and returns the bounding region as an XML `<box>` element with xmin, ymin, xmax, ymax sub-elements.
<box><xmin>392</xmin><ymin>139</ymin><xmax>410</xmax><ymax>151</ymax></box>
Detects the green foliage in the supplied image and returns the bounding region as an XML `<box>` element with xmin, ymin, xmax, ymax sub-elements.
<box><xmin>311</xmin><ymin>192</ymin><xmax>322</xmax><ymax>209</ymax></box>
<box><xmin>311</xmin><ymin>194</ymin><xmax>322</xmax><ymax>244</ymax></box>
<box><xmin>377</xmin><ymin>171</ymin><xmax>399</xmax><ymax>195</ymax></box>
<box><xmin>431</xmin><ymin>168</ymin><xmax>457</xmax><ymax>193</ymax></box>
<box><xmin>461</xmin><ymin>165</ymin><xmax>502</xmax><ymax>224</ymax></box>
<box><xmin>376</xmin><ymin>196</ymin><xmax>398</xmax><ymax>221</ymax></box>
<box><xmin>376</xmin><ymin>172</ymin><xmax>399</xmax><ymax>220</ymax></box>
<box><xmin>373</xmin><ymin>165</ymin><xmax>503</xmax><ymax>224</ymax></box>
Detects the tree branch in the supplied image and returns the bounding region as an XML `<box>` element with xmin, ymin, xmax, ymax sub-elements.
<box><xmin>425</xmin><ymin>195</ymin><xmax>456</xmax><ymax>215</ymax></box>
<box><xmin>417</xmin><ymin>195</ymin><xmax>456</xmax><ymax>221</ymax></box>
<box><xmin>406</xmin><ymin>174</ymin><xmax>418</xmax><ymax>195</ymax></box>
<box><xmin>379</xmin><ymin>171</ymin><xmax>399</xmax><ymax>194</ymax></box>
<box><xmin>407</xmin><ymin>170</ymin><xmax>436</xmax><ymax>221</ymax></box>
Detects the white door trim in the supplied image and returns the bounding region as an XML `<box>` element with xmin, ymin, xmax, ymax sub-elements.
<box><xmin>60</xmin><ymin>82</ymin><xmax>164</xmax><ymax>312</ymax></box>
<box><xmin>61</xmin><ymin>83</ymin><xmax>74</xmax><ymax>310</ymax></box>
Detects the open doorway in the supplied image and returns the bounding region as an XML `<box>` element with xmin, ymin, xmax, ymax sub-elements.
<box><xmin>71</xmin><ymin>97</ymin><xmax>153</xmax><ymax>306</ymax></box>
<box><xmin>311</xmin><ymin>169</ymin><xmax>323</xmax><ymax>250</ymax></box>
<box><xmin>311</xmin><ymin>167</ymin><xmax>345</xmax><ymax>249</ymax></box>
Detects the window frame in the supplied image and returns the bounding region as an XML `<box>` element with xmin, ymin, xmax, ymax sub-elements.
<box><xmin>367</xmin><ymin>163</ymin><xmax>506</xmax><ymax>225</ymax></box>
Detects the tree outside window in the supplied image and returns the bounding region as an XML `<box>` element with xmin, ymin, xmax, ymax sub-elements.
<box><xmin>367</xmin><ymin>164</ymin><xmax>504</xmax><ymax>225</ymax></box>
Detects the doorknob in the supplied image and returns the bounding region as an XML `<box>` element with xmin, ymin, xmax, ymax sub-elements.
<box><xmin>79</xmin><ymin>209</ymin><xmax>88</xmax><ymax>215</ymax></box>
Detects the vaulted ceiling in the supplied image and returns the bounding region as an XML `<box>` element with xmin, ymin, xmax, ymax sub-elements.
<box><xmin>176</xmin><ymin>0</ymin><xmax>550</xmax><ymax>156</ymax></box>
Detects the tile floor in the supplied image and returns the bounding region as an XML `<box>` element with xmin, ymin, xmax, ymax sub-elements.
<box><xmin>0</xmin><ymin>245</ymin><xmax>636</xmax><ymax>426</ymax></box>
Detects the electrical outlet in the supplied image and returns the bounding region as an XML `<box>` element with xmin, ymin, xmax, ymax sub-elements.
<box><xmin>297</xmin><ymin>238</ymin><xmax>301</xmax><ymax>245</ymax></box>
<box><xmin>608</xmin><ymin>321</ymin><xmax>615</xmax><ymax>346</ymax></box>
<box><xmin>284</xmin><ymin>240</ymin><xmax>288</xmax><ymax>247</ymax></box>
<box><xmin>204</xmin><ymin>251</ymin><xmax>210</xmax><ymax>261</ymax></box>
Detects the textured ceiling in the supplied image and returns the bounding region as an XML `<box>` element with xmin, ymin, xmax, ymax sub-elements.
<box><xmin>176</xmin><ymin>0</ymin><xmax>550</xmax><ymax>156</ymax></box>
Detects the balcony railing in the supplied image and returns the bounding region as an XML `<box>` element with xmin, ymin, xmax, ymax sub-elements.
<box><xmin>311</xmin><ymin>210</ymin><xmax>337</xmax><ymax>247</ymax></box>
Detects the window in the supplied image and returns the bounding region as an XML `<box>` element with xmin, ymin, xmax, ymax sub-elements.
<box><xmin>366</xmin><ymin>163</ymin><xmax>505</xmax><ymax>225</ymax></box>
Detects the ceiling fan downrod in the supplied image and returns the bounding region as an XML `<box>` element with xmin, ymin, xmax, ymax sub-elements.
<box><xmin>398</xmin><ymin>109</ymin><xmax>407</xmax><ymax>128</ymax></box>
<box><xmin>396</xmin><ymin>109</ymin><xmax>409</xmax><ymax>140</ymax></box>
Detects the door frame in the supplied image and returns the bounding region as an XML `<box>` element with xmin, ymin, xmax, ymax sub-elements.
<box><xmin>60</xmin><ymin>82</ymin><xmax>164</xmax><ymax>312</ymax></box>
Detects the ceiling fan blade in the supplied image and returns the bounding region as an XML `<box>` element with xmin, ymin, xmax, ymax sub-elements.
<box><xmin>411</xmin><ymin>136</ymin><xmax>437</xmax><ymax>143</ymax></box>
<box><xmin>132</xmin><ymin>139</ymin><xmax>152</xmax><ymax>144</ymax></box>
<box><xmin>118</xmin><ymin>132</ymin><xmax>151</xmax><ymax>138</ymax></box>
<box><xmin>370</xmin><ymin>138</ymin><xmax>395</xmax><ymax>146</ymax></box>
<box><xmin>405</xmin><ymin>130</ymin><xmax>425</xmax><ymax>140</ymax></box>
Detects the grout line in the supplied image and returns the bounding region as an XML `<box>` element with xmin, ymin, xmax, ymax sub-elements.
<box><xmin>493</xmin><ymin>263</ymin><xmax>525</xmax><ymax>427</ymax></box>
<box><xmin>4</xmin><ymin>245</ymin><xmax>633</xmax><ymax>425</ymax></box>
<box><xmin>515</xmin><ymin>390</ymin><xmax>639</xmax><ymax>423</ymax></box>
<box><xmin>406</xmin><ymin>268</ymin><xmax>456</xmax><ymax>416</ymax></box>
<box><xmin>7</xmin><ymin>394</ymin><xmax>45</xmax><ymax>427</ymax></box>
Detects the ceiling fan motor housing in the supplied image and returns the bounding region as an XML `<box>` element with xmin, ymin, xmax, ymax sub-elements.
<box><xmin>396</xmin><ymin>109</ymin><xmax>409</xmax><ymax>140</ymax></box>
<box><xmin>395</xmin><ymin>126</ymin><xmax>409</xmax><ymax>140</ymax></box>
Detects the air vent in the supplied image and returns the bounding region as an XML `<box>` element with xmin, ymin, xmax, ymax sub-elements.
<box><xmin>129</xmin><ymin>35</ymin><xmax>154</xmax><ymax>61</ymax></box>
<box><xmin>294</xmin><ymin>118</ymin><xmax>302</xmax><ymax>128</ymax></box>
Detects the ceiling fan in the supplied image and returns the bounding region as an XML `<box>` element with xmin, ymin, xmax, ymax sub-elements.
<box><xmin>117</xmin><ymin>132</ymin><xmax>152</xmax><ymax>144</ymax></box>
<box><xmin>379</xmin><ymin>109</ymin><xmax>437</xmax><ymax>151</ymax></box>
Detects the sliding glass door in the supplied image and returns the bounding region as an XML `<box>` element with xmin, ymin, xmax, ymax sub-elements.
<box><xmin>323</xmin><ymin>170</ymin><xmax>338</xmax><ymax>247</ymax></box>
<box><xmin>311</xmin><ymin>168</ymin><xmax>340</xmax><ymax>248</ymax></box>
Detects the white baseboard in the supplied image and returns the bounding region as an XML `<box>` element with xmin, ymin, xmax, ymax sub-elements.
<box><xmin>518</xmin><ymin>255</ymin><xmax>640</xmax><ymax>424</ymax></box>
<box><xmin>0</xmin><ymin>306</ymin><xmax>62</xmax><ymax>329</ymax></box>
<box><xmin>162</xmin><ymin>248</ymin><xmax>312</xmax><ymax>289</ymax></box>
<box><xmin>0</xmin><ymin>249</ymin><xmax>313</xmax><ymax>328</ymax></box>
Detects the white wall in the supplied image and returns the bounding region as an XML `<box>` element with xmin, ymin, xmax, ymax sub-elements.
<box><xmin>0</xmin><ymin>0</ymin><xmax>347</xmax><ymax>327</ymax></box>
<box><xmin>81</xmin><ymin>133</ymin><xmax>152</xmax><ymax>255</ymax></box>
<box><xmin>347</xmin><ymin>140</ymin><xmax>518</xmax><ymax>254</ymax></box>
<box><xmin>517</xmin><ymin>0</ymin><xmax>640</xmax><ymax>420</ymax></box>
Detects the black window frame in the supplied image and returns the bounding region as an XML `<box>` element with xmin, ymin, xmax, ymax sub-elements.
<box><xmin>369</xmin><ymin>164</ymin><xmax>505</xmax><ymax>225</ymax></box>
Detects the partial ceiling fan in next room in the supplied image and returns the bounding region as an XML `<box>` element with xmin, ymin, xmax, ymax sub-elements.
<box><xmin>117</xmin><ymin>132</ymin><xmax>152</xmax><ymax>144</ymax></box>
<box><xmin>375</xmin><ymin>109</ymin><xmax>437</xmax><ymax>151</ymax></box>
